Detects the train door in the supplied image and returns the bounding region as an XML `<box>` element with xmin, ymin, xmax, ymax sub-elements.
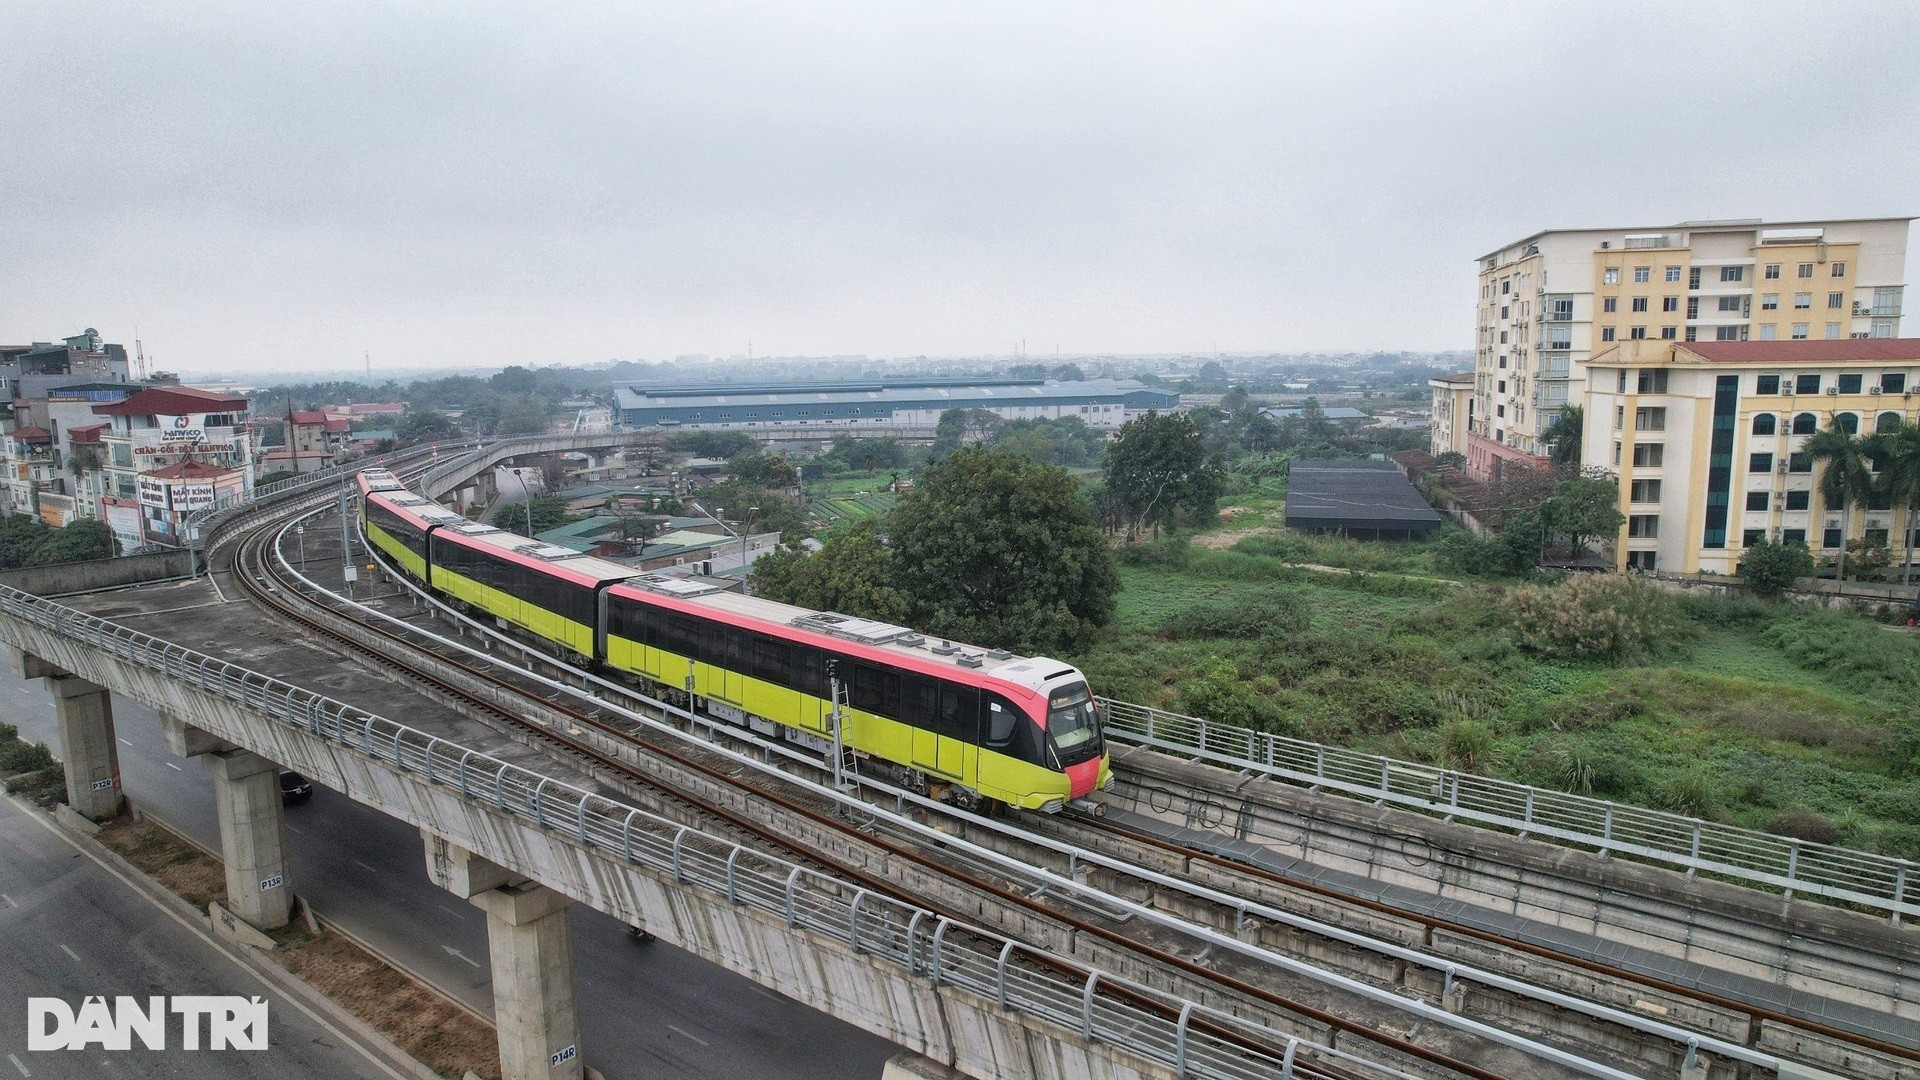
<box><xmin>913</xmin><ymin>683</ymin><xmax>974</xmax><ymax>783</ymax></box>
<box><xmin>907</xmin><ymin>676</ymin><xmax>948</xmax><ymax>777</ymax></box>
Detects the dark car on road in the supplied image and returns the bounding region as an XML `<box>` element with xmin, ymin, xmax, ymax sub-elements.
<box><xmin>279</xmin><ymin>770</ymin><xmax>313</xmax><ymax>804</ymax></box>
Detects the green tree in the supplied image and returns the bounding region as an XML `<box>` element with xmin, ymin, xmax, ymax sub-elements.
<box><xmin>727</xmin><ymin>450</ymin><xmax>797</xmax><ymax>489</ymax></box>
<box><xmin>496</xmin><ymin>496</ymin><xmax>579</xmax><ymax>537</ymax></box>
<box><xmin>1541</xmin><ymin>474</ymin><xmax>1623</xmax><ymax>554</ymax></box>
<box><xmin>490</xmin><ymin>366</ymin><xmax>539</xmax><ymax>395</ymax></box>
<box><xmin>1104</xmin><ymin>410</ymin><xmax>1223</xmax><ymax>536</ymax></box>
<box><xmin>395</xmin><ymin>409</ymin><xmax>462</xmax><ymax>443</ymax></box>
<box><xmin>749</xmin><ymin>520</ymin><xmax>914</xmax><ymax>622</ymax></box>
<box><xmin>496</xmin><ymin>398</ymin><xmax>551</xmax><ymax>436</ymax></box>
<box><xmin>889</xmin><ymin>447</ymin><xmax>1118</xmax><ymax>655</ymax></box>
<box><xmin>669</xmin><ymin>431</ymin><xmax>759</xmax><ymax>458</ymax></box>
<box><xmin>1542</xmin><ymin>405</ymin><xmax>1584</xmax><ymax>469</ymax></box>
<box><xmin>27</xmin><ymin>520</ymin><xmax>113</xmax><ymax>565</ymax></box>
<box><xmin>930</xmin><ymin>408</ymin><xmax>1005</xmax><ymax>457</ymax></box>
<box><xmin>1806</xmin><ymin>424</ymin><xmax>1875</xmax><ymax>580</ymax></box>
<box><xmin>1737</xmin><ymin>537</ymin><xmax>1815</xmax><ymax>596</ymax></box>
<box><xmin>1874</xmin><ymin>421</ymin><xmax>1920</xmax><ymax>584</ymax></box>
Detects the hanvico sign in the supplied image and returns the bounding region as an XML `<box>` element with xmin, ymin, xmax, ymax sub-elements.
<box><xmin>28</xmin><ymin>995</ymin><xmax>268</xmax><ymax>1051</ymax></box>
<box><xmin>132</xmin><ymin>414</ymin><xmax>237</xmax><ymax>457</ymax></box>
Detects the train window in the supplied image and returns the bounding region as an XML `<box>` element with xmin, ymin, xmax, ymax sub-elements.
<box><xmin>901</xmin><ymin>675</ymin><xmax>937</xmax><ymax>728</ymax></box>
<box><xmin>846</xmin><ymin>662</ymin><xmax>884</xmax><ymax>711</ymax></box>
<box><xmin>937</xmin><ymin>685</ymin><xmax>979</xmax><ymax>741</ymax></box>
<box><xmin>985</xmin><ymin>698</ymin><xmax>1018</xmax><ymax>747</ymax></box>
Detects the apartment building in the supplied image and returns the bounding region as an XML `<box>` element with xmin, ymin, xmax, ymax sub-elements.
<box><xmin>89</xmin><ymin>385</ymin><xmax>255</xmax><ymax>550</ymax></box>
<box><xmin>1582</xmin><ymin>339</ymin><xmax>1920</xmax><ymax>574</ymax></box>
<box><xmin>1427</xmin><ymin>372</ymin><xmax>1473</xmax><ymax>458</ymax></box>
<box><xmin>1469</xmin><ymin>217</ymin><xmax>1910</xmax><ymax>481</ymax></box>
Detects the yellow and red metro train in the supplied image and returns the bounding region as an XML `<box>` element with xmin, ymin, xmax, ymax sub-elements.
<box><xmin>356</xmin><ymin>470</ymin><xmax>1110</xmax><ymax>811</ymax></box>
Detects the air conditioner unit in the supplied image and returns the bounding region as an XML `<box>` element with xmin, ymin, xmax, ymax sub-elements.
<box><xmin>1601</xmin><ymin>241</ymin><xmax>1612</xmax><ymax>249</ymax></box>
<box><xmin>1826</xmin><ymin>519</ymin><xmax>1840</xmax><ymax>528</ymax></box>
<box><xmin>1826</xmin><ymin>387</ymin><xmax>1840</xmax><ymax>395</ymax></box>
<box><xmin>1777</xmin><ymin>462</ymin><xmax>1790</xmax><ymax>473</ymax></box>
<box><xmin>1871</xmin><ymin>385</ymin><xmax>1883</xmax><ymax>394</ymax></box>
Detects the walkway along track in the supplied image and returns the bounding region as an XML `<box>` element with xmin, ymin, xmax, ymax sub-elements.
<box><xmin>247</xmin><ymin>495</ymin><xmax>1850</xmax><ymax>1076</ymax></box>
<box><xmin>224</xmin><ymin>493</ymin><xmax>1462</xmax><ymax>1080</ymax></box>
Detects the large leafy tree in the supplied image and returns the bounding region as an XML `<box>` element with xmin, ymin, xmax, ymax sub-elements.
<box><xmin>888</xmin><ymin>447</ymin><xmax>1118</xmax><ymax>655</ymax></box>
<box><xmin>1738</xmin><ymin>537</ymin><xmax>1814</xmax><ymax>596</ymax></box>
<box><xmin>396</xmin><ymin>409</ymin><xmax>462</xmax><ymax>443</ymax></box>
<box><xmin>1104</xmin><ymin>410</ymin><xmax>1224</xmax><ymax>536</ymax></box>
<box><xmin>1806</xmin><ymin>424</ymin><xmax>1875</xmax><ymax>580</ymax></box>
<box><xmin>750</xmin><ymin>520</ymin><xmax>913</xmax><ymax>622</ymax></box>
<box><xmin>1541</xmin><ymin>474</ymin><xmax>1623</xmax><ymax>554</ymax></box>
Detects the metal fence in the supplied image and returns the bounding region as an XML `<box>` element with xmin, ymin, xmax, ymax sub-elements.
<box><xmin>0</xmin><ymin>581</ymin><xmax>1367</xmax><ymax>1080</ymax></box>
<box><xmin>1098</xmin><ymin>698</ymin><xmax>1917</xmax><ymax>925</ymax></box>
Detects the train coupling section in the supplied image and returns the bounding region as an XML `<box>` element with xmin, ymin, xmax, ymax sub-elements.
<box><xmin>1068</xmin><ymin>797</ymin><xmax>1107</xmax><ymax>817</ymax></box>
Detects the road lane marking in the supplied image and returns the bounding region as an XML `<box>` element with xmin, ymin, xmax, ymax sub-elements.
<box><xmin>285</xmin><ymin>824</ymin><xmax>303</xmax><ymax>835</ymax></box>
<box><xmin>59</xmin><ymin>943</ymin><xmax>82</xmax><ymax>963</ymax></box>
<box><xmin>164</xmin><ymin>762</ymin><xmax>182</xmax><ymax>771</ymax></box>
<box><xmin>118</xmin><ymin>738</ymin><xmax>133</xmax><ymax>747</ymax></box>
<box><xmin>1</xmin><ymin>893</ymin><xmax>15</xmax><ymax>907</ymax></box>
<box><xmin>435</xmin><ymin>903</ymin><xmax>465</xmax><ymax>919</ymax></box>
<box><xmin>7</xmin><ymin>795</ymin><xmax>413</xmax><ymax>1080</ymax></box>
<box><xmin>440</xmin><ymin>943</ymin><xmax>482</xmax><ymax>968</ymax></box>
<box><xmin>666</xmin><ymin>1024</ymin><xmax>710</xmax><ymax>1047</ymax></box>
<box><xmin>351</xmin><ymin>859</ymin><xmax>378</xmax><ymax>873</ymax></box>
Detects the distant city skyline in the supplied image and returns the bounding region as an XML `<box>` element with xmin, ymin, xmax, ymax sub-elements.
<box><xmin>4</xmin><ymin>2</ymin><xmax>1916</xmax><ymax>373</ymax></box>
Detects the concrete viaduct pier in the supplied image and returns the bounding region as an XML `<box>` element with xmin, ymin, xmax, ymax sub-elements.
<box><xmin>0</xmin><ymin>577</ymin><xmax>1276</xmax><ymax>1080</ymax></box>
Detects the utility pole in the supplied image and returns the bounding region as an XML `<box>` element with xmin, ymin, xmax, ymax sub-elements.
<box><xmin>339</xmin><ymin>484</ymin><xmax>357</xmax><ymax>599</ymax></box>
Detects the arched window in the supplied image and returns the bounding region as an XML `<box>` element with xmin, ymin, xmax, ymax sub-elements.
<box><xmin>1792</xmin><ymin>412</ymin><xmax>1817</xmax><ymax>435</ymax></box>
<box><xmin>1878</xmin><ymin>411</ymin><xmax>1904</xmax><ymax>434</ymax></box>
<box><xmin>1834</xmin><ymin>412</ymin><xmax>1859</xmax><ymax>435</ymax></box>
<box><xmin>1751</xmin><ymin>414</ymin><xmax>1776</xmax><ymax>436</ymax></box>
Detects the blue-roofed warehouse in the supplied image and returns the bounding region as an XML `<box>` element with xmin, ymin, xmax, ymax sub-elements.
<box><xmin>613</xmin><ymin>377</ymin><xmax>1178</xmax><ymax>432</ymax></box>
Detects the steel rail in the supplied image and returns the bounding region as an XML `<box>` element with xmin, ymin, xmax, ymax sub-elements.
<box><xmin>236</xmin><ymin>504</ymin><xmax>1377</xmax><ymax>1080</ymax></box>
<box><xmin>259</xmin><ymin>503</ymin><xmax>1545</xmax><ymax>1080</ymax></box>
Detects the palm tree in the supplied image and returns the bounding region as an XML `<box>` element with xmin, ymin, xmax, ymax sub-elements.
<box><xmin>1805</xmin><ymin>423</ymin><xmax>1875</xmax><ymax>581</ymax></box>
<box><xmin>1541</xmin><ymin>405</ymin><xmax>1583</xmax><ymax>470</ymax></box>
<box><xmin>1874</xmin><ymin>422</ymin><xmax>1920</xmax><ymax>584</ymax></box>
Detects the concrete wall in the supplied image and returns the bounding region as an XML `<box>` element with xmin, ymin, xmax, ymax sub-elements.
<box><xmin>0</xmin><ymin>549</ymin><xmax>193</xmax><ymax>596</ymax></box>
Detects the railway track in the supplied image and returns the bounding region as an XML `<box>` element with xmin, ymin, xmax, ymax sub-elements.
<box><xmin>224</xmin><ymin>471</ymin><xmax>1911</xmax><ymax>1080</ymax></box>
<box><xmin>224</xmin><ymin>490</ymin><xmax>1445</xmax><ymax>1080</ymax></box>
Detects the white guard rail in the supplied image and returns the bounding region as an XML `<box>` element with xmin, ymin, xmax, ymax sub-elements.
<box><xmin>1097</xmin><ymin>698</ymin><xmax>1917</xmax><ymax>925</ymax></box>
<box><xmin>0</xmin><ymin>580</ymin><xmax>1379</xmax><ymax>1080</ymax></box>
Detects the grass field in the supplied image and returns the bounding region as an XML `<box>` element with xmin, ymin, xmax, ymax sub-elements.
<box><xmin>1071</xmin><ymin>529</ymin><xmax>1920</xmax><ymax>860</ymax></box>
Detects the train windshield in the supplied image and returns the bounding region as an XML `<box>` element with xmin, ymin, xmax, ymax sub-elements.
<box><xmin>1046</xmin><ymin>682</ymin><xmax>1102</xmax><ymax>763</ymax></box>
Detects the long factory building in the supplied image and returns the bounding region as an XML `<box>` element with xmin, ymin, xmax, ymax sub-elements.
<box><xmin>612</xmin><ymin>377</ymin><xmax>1179</xmax><ymax>431</ymax></box>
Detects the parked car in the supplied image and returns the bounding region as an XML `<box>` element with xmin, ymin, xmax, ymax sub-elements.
<box><xmin>279</xmin><ymin>770</ymin><xmax>313</xmax><ymax>804</ymax></box>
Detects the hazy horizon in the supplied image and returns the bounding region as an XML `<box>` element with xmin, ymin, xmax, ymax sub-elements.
<box><xmin>5</xmin><ymin>2</ymin><xmax>1917</xmax><ymax>374</ymax></box>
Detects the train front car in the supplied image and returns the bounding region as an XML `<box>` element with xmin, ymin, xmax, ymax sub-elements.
<box><xmin>987</xmin><ymin>658</ymin><xmax>1110</xmax><ymax>810</ymax></box>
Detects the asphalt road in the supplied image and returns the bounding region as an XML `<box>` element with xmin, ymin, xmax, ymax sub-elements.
<box><xmin>0</xmin><ymin>791</ymin><xmax>419</xmax><ymax>1079</ymax></box>
<box><xmin>4</xmin><ymin>677</ymin><xmax>898</xmax><ymax>1080</ymax></box>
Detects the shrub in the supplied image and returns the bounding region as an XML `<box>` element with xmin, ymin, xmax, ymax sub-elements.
<box><xmin>1651</xmin><ymin>769</ymin><xmax>1721</xmax><ymax>819</ymax></box>
<box><xmin>1766</xmin><ymin>809</ymin><xmax>1842</xmax><ymax>845</ymax></box>
<box><xmin>1117</xmin><ymin>533</ymin><xmax>1194</xmax><ymax>568</ymax></box>
<box><xmin>1438</xmin><ymin>719</ymin><xmax>1498</xmax><ymax>774</ymax></box>
<box><xmin>1176</xmin><ymin>656</ymin><xmax>1295</xmax><ymax>735</ymax></box>
<box><xmin>1675</xmin><ymin>591</ymin><xmax>1778</xmax><ymax>628</ymax></box>
<box><xmin>1508</xmin><ymin>737</ymin><xmax>1597</xmax><ymax>794</ymax></box>
<box><xmin>1503</xmin><ymin>575</ymin><xmax>1689</xmax><ymax>663</ymax></box>
<box><xmin>0</xmin><ymin>740</ymin><xmax>54</xmax><ymax>776</ymax></box>
<box><xmin>1160</xmin><ymin>591</ymin><xmax>1310</xmax><ymax>640</ymax></box>
<box><xmin>1736</xmin><ymin>538</ymin><xmax>1814</xmax><ymax>596</ymax></box>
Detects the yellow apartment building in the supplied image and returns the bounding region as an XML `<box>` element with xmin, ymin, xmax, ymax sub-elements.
<box><xmin>1582</xmin><ymin>339</ymin><xmax>1920</xmax><ymax>574</ymax></box>
<box><xmin>1469</xmin><ymin>217</ymin><xmax>1910</xmax><ymax>481</ymax></box>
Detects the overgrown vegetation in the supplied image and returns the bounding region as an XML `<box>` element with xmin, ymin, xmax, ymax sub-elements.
<box><xmin>0</xmin><ymin>517</ymin><xmax>115</xmax><ymax>568</ymax></box>
<box><xmin>1072</xmin><ymin>530</ymin><xmax>1920</xmax><ymax>861</ymax></box>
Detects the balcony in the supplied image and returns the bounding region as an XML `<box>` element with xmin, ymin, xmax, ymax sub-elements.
<box><xmin>1855</xmin><ymin>303</ymin><xmax>1903</xmax><ymax>318</ymax></box>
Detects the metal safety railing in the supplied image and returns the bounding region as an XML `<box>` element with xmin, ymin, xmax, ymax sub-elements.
<box><xmin>1097</xmin><ymin>698</ymin><xmax>1918</xmax><ymax>925</ymax></box>
<box><xmin>0</xmin><ymin>581</ymin><xmax>1370</xmax><ymax>1080</ymax></box>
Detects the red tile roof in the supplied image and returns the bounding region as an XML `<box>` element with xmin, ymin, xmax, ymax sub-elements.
<box><xmin>92</xmin><ymin>386</ymin><xmax>249</xmax><ymax>416</ymax></box>
<box><xmin>67</xmin><ymin>423</ymin><xmax>107</xmax><ymax>443</ymax></box>
<box><xmin>1681</xmin><ymin>339</ymin><xmax>1920</xmax><ymax>363</ymax></box>
<box><xmin>144</xmin><ymin>460</ymin><xmax>238</xmax><ymax>479</ymax></box>
<box><xmin>12</xmin><ymin>426</ymin><xmax>51</xmax><ymax>443</ymax></box>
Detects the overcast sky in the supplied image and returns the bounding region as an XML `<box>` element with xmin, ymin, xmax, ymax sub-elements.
<box><xmin>4</xmin><ymin>2</ymin><xmax>1918</xmax><ymax>375</ymax></box>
